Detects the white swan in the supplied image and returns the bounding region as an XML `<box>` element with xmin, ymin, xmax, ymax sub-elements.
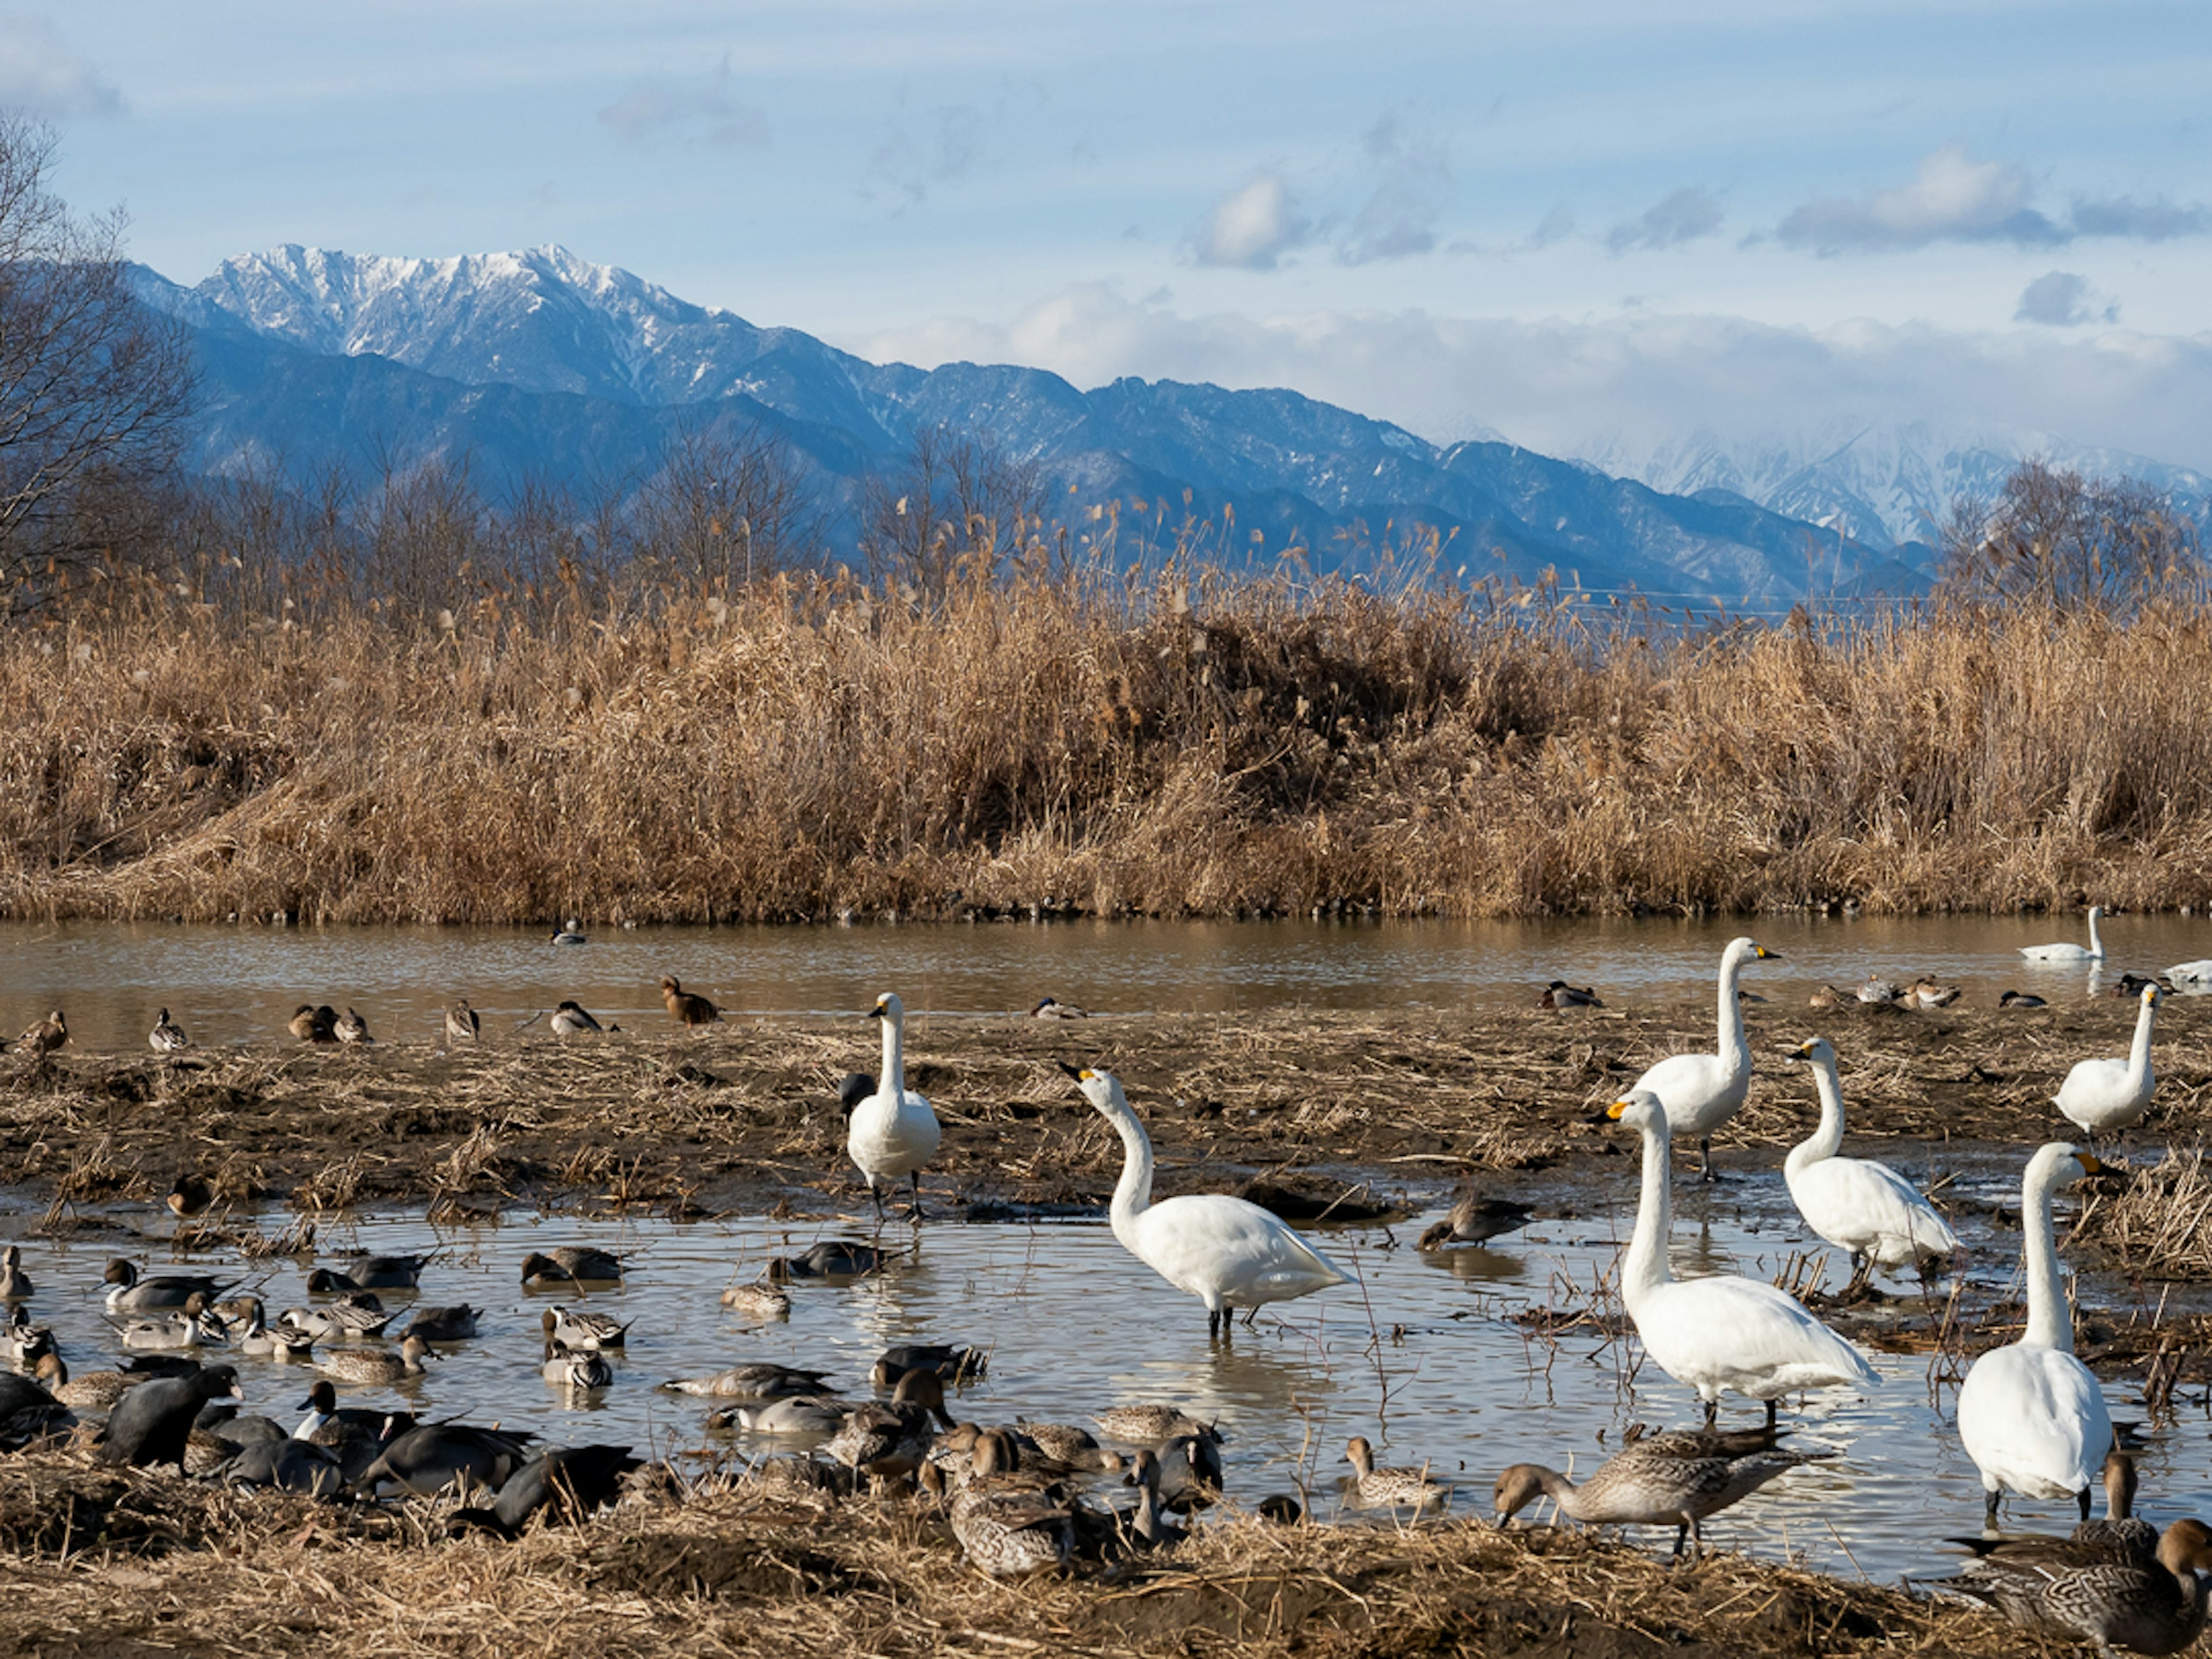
<box><xmin>1627</xmin><ymin>936</ymin><xmax>1777</xmax><ymax>1180</ymax></box>
<box><xmin>2055</xmin><ymin>983</ymin><xmax>2161</xmax><ymax>1143</ymax></box>
<box><xmin>1607</xmin><ymin>1089</ymin><xmax>1878</xmax><ymax>1426</ymax></box>
<box><xmin>2021</xmin><ymin>905</ymin><xmax>2106</xmax><ymax>963</ymax></box>
<box><xmin>849</xmin><ymin>993</ymin><xmax>942</xmax><ymax>1219</ymax></box>
<box><xmin>1782</xmin><ymin>1038</ymin><xmax>1960</xmax><ymax>1282</ymax></box>
<box><xmin>1066</xmin><ymin>1065</ymin><xmax>1349</xmax><ymax>1339</ymax></box>
<box><xmin>2166</xmin><ymin>959</ymin><xmax>2212</xmax><ymax>986</ymax></box>
<box><xmin>1956</xmin><ymin>1142</ymin><xmax>2112</xmax><ymax>1528</ymax></box>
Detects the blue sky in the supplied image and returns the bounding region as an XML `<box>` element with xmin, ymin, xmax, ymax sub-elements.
<box><xmin>22</xmin><ymin>1</ymin><xmax>2212</xmax><ymax>467</ymax></box>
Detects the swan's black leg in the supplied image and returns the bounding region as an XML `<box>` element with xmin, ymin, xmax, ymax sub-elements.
<box><xmin>1764</xmin><ymin>1398</ymin><xmax>1778</xmax><ymax>1431</ymax></box>
<box><xmin>1984</xmin><ymin>1486</ymin><xmax>2001</xmax><ymax>1529</ymax></box>
<box><xmin>2077</xmin><ymin>1484</ymin><xmax>2093</xmax><ymax>1522</ymax></box>
<box><xmin>1701</xmin><ymin>1397</ymin><xmax>1718</xmax><ymax>1429</ymax></box>
<box><xmin>907</xmin><ymin>1171</ymin><xmax>926</xmax><ymax>1223</ymax></box>
<box><xmin>1699</xmin><ymin>1137</ymin><xmax>1717</xmax><ymax>1183</ymax></box>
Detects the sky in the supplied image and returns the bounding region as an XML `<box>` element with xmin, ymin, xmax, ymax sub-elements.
<box><xmin>18</xmin><ymin>1</ymin><xmax>2212</xmax><ymax>470</ymax></box>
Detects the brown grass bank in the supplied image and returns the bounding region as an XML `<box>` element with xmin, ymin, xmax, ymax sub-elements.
<box><xmin>7</xmin><ymin>563</ymin><xmax>2212</xmax><ymax>923</ymax></box>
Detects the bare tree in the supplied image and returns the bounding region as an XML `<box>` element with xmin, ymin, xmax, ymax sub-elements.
<box><xmin>0</xmin><ymin>115</ymin><xmax>194</xmax><ymax>606</ymax></box>
<box><xmin>631</xmin><ymin>422</ymin><xmax>818</xmax><ymax>590</ymax></box>
<box><xmin>857</xmin><ymin>422</ymin><xmax>1044</xmax><ymax>599</ymax></box>
<box><xmin>1940</xmin><ymin>459</ymin><xmax>2205</xmax><ymax>610</ymax></box>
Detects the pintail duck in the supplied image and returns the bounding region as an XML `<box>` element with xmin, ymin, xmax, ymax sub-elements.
<box><xmin>659</xmin><ymin>975</ymin><xmax>721</xmax><ymax>1029</ymax></box>
<box><xmin>1953</xmin><ymin>1516</ymin><xmax>2212</xmax><ymax>1655</ymax></box>
<box><xmin>550</xmin><ymin>921</ymin><xmax>589</xmax><ymax>946</ymax></box>
<box><xmin>104</xmin><ymin>1260</ymin><xmax>234</xmax><ymax>1313</ymax></box>
<box><xmin>2075</xmin><ymin>1450</ymin><xmax>2160</xmax><ymax>1559</ymax></box>
<box><xmin>520</xmin><ymin>1247</ymin><xmax>624</xmax><ymax>1290</ymax></box>
<box><xmin>763</xmin><ymin>1240</ymin><xmax>902</xmax><ymax>1281</ymax></box>
<box><xmin>2000</xmin><ymin>989</ymin><xmax>2048</xmax><ymax>1009</ymax></box>
<box><xmin>149</xmin><ymin>1009</ymin><xmax>188</xmax><ymax>1053</ymax></box>
<box><xmin>281</xmin><ymin>1297</ymin><xmax>396</xmax><ymax>1341</ymax></box>
<box><xmin>1</xmin><ymin>1306</ymin><xmax>51</xmax><ymax>1365</ymax></box>
<box><xmin>115</xmin><ymin>1293</ymin><xmax>228</xmax><ymax>1350</ymax></box>
<box><xmin>873</xmin><ymin>1342</ymin><xmax>988</xmax><ymax>1388</ymax></box>
<box><xmin>0</xmin><ymin>1245</ymin><xmax>31</xmax><ymax>1300</ymax></box>
<box><xmin>658</xmin><ymin>1362</ymin><xmax>832</xmax><ymax>1400</ymax></box>
<box><xmin>826</xmin><ymin>1370</ymin><xmax>953</xmax><ymax>1481</ymax></box>
<box><xmin>1123</xmin><ymin>1448</ymin><xmax>1188</xmax><ymax>1551</ymax></box>
<box><xmin>33</xmin><ymin>1352</ymin><xmax>135</xmax><ymax>1412</ymax></box>
<box><xmin>541</xmin><ymin>1341</ymin><xmax>612</xmax><ymax>1392</ymax></box>
<box><xmin>949</xmin><ymin>1435</ymin><xmax>1077</xmax><ymax>1576</ymax></box>
<box><xmin>543</xmin><ymin>1305</ymin><xmax>630</xmax><ymax>1350</ymax></box>
<box><xmin>403</xmin><ymin>1304</ymin><xmax>481</xmax><ymax>1342</ymax></box>
<box><xmin>851</xmin><ymin>993</ymin><xmax>941</xmax><ymax>1219</ymax></box>
<box><xmin>166</xmin><ymin>1174</ymin><xmax>214</xmax><ymax>1220</ymax></box>
<box><xmin>1494</xmin><ymin>1425</ymin><xmax>1829</xmax><ymax>1556</ymax></box>
<box><xmin>1857</xmin><ymin>975</ymin><xmax>1904</xmax><ymax>1005</ymax></box>
<box><xmin>1808</xmin><ymin>984</ymin><xmax>1847</xmax><ymax>1010</ymax></box>
<box><xmin>549</xmin><ymin>999</ymin><xmax>605</xmax><ymax>1036</ymax></box>
<box><xmin>1030</xmin><ymin>996</ymin><xmax>1090</xmax><ymax>1018</ymax></box>
<box><xmin>719</xmin><ymin>1279</ymin><xmax>791</xmax><ymax>1319</ymax></box>
<box><xmin>12</xmin><ymin>1011</ymin><xmax>65</xmax><ymax>1060</ymax></box>
<box><xmin>1419</xmin><ymin>1190</ymin><xmax>1535</xmax><ymax>1250</ymax></box>
<box><xmin>334</xmin><ymin>1006</ymin><xmax>373</xmax><ymax>1044</ymax></box>
<box><xmin>230</xmin><ymin>1298</ymin><xmax>316</xmax><ymax>1361</ymax></box>
<box><xmin>716</xmin><ymin>1393</ymin><xmax>851</xmax><ymax>1434</ymax></box>
<box><xmin>1092</xmin><ymin>1404</ymin><xmax>1222</xmax><ymax>1448</ymax></box>
<box><xmin>288</xmin><ymin>1004</ymin><xmax>338</xmax><ymax>1043</ymax></box>
<box><xmin>1015</xmin><ymin>1419</ymin><xmax>1113</xmax><ymax>1468</ymax></box>
<box><xmin>319</xmin><ymin>1335</ymin><xmax>434</xmax><ymax>1385</ymax></box>
<box><xmin>1345</xmin><ymin>1434</ymin><xmax>1452</xmax><ymax>1512</ymax></box>
<box><xmin>444</xmin><ymin>1000</ymin><xmax>480</xmax><ymax>1044</ymax></box>
<box><xmin>319</xmin><ymin>1252</ymin><xmax>431</xmax><ymax>1291</ymax></box>
<box><xmin>1538</xmin><ymin>980</ymin><xmax>1603</xmax><ymax>1010</ymax></box>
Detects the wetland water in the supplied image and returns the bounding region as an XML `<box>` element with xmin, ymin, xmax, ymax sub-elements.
<box><xmin>4</xmin><ymin>908</ymin><xmax>2211</xmax><ymax>1049</ymax></box>
<box><xmin>10</xmin><ymin>1160</ymin><xmax>2199</xmax><ymax>1585</ymax></box>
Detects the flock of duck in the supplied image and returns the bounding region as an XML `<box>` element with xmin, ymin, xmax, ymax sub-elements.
<box><xmin>2</xmin><ymin>915</ymin><xmax>2209</xmax><ymax>1652</ymax></box>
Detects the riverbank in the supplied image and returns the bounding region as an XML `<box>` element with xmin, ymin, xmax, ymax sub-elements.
<box><xmin>7</xmin><ymin>574</ymin><xmax>2212</xmax><ymax>924</ymax></box>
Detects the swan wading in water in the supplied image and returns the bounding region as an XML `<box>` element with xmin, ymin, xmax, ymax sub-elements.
<box><xmin>1957</xmin><ymin>1142</ymin><xmax>2112</xmax><ymax>1528</ymax></box>
<box><xmin>2021</xmin><ymin>905</ymin><xmax>2106</xmax><ymax>963</ymax></box>
<box><xmin>1064</xmin><ymin>1063</ymin><xmax>1349</xmax><ymax>1339</ymax></box>
<box><xmin>1607</xmin><ymin>1090</ymin><xmax>1877</xmax><ymax>1427</ymax></box>
<box><xmin>849</xmin><ymin>993</ymin><xmax>942</xmax><ymax>1221</ymax></box>
<box><xmin>2055</xmin><ymin>983</ymin><xmax>2162</xmax><ymax>1147</ymax></box>
<box><xmin>1782</xmin><ymin>1037</ymin><xmax>1960</xmax><ymax>1287</ymax></box>
<box><xmin>1627</xmin><ymin>937</ymin><xmax>1777</xmax><ymax>1181</ymax></box>
<box><xmin>1493</xmin><ymin>1425</ymin><xmax>1830</xmax><ymax>1558</ymax></box>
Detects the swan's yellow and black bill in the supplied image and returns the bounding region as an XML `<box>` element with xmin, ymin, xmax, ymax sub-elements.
<box><xmin>2076</xmin><ymin>1152</ymin><xmax>2104</xmax><ymax>1175</ymax></box>
<box><xmin>1755</xmin><ymin>945</ymin><xmax>1781</xmax><ymax>960</ymax></box>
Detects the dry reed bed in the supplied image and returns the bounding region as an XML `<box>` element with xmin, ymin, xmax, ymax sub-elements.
<box><xmin>6</xmin><ymin>570</ymin><xmax>2212</xmax><ymax>924</ymax></box>
<box><xmin>0</xmin><ymin>1453</ymin><xmax>2057</xmax><ymax>1658</ymax></box>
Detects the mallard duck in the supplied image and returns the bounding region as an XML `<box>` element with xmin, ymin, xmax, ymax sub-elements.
<box><xmin>319</xmin><ymin>1335</ymin><xmax>434</xmax><ymax>1385</ymax></box>
<box><xmin>1344</xmin><ymin>1435</ymin><xmax>1451</xmax><ymax>1512</ymax></box>
<box><xmin>1065</xmin><ymin>1065</ymin><xmax>1346</xmax><ymax>1338</ymax></box>
<box><xmin>1957</xmin><ymin>1143</ymin><xmax>2112</xmax><ymax>1527</ymax></box>
<box><xmin>2021</xmin><ymin>906</ymin><xmax>2107</xmax><ymax>963</ymax></box>
<box><xmin>444</xmin><ymin>1000</ymin><xmax>480</xmax><ymax>1044</ymax></box>
<box><xmin>287</xmin><ymin>1005</ymin><xmax>337</xmax><ymax>1043</ymax></box>
<box><xmin>549</xmin><ymin>1000</ymin><xmax>604</xmax><ymax>1036</ymax></box>
<box><xmin>1538</xmin><ymin>980</ymin><xmax>1604</xmax><ymax>1010</ymax></box>
<box><xmin>1608</xmin><ymin>1091</ymin><xmax>1877</xmax><ymax>1427</ymax></box>
<box><xmin>520</xmin><ymin>1247</ymin><xmax>623</xmax><ymax>1289</ymax></box>
<box><xmin>825</xmin><ymin>1371</ymin><xmax>953</xmax><ymax>1480</ymax></box>
<box><xmin>1952</xmin><ymin>1517</ymin><xmax>2212</xmax><ymax>1654</ymax></box>
<box><xmin>1906</xmin><ymin>977</ymin><xmax>1962</xmax><ymax>1009</ymax></box>
<box><xmin>334</xmin><ymin>1006</ymin><xmax>373</xmax><ymax>1044</ymax></box>
<box><xmin>1783</xmin><ymin>1038</ymin><xmax>1960</xmax><ymax>1282</ymax></box>
<box><xmin>1418</xmin><ymin>1190</ymin><xmax>1534</xmax><ymax>1249</ymax></box>
<box><xmin>542</xmin><ymin>1305</ymin><xmax>630</xmax><ymax>1350</ymax></box>
<box><xmin>658</xmin><ymin>1362</ymin><xmax>832</xmax><ymax>1400</ymax></box>
<box><xmin>2055</xmin><ymin>984</ymin><xmax>2162</xmax><ymax>1144</ymax></box>
<box><xmin>659</xmin><ymin>975</ymin><xmax>720</xmax><ymax>1029</ymax></box>
<box><xmin>149</xmin><ymin>1009</ymin><xmax>189</xmax><ymax>1053</ymax></box>
<box><xmin>1626</xmin><ymin>938</ymin><xmax>1778</xmax><ymax>1180</ymax></box>
<box><xmin>550</xmin><ymin>921</ymin><xmax>589</xmax><ymax>946</ymax></box>
<box><xmin>1494</xmin><ymin>1425</ymin><xmax>1828</xmax><ymax>1556</ymax></box>
<box><xmin>12</xmin><ymin>1011</ymin><xmax>65</xmax><ymax>1060</ymax></box>
<box><xmin>850</xmin><ymin>994</ymin><xmax>942</xmax><ymax>1219</ymax></box>
<box><xmin>719</xmin><ymin>1280</ymin><xmax>790</xmax><ymax>1319</ymax></box>
<box><xmin>0</xmin><ymin>1245</ymin><xmax>31</xmax><ymax>1300</ymax></box>
<box><xmin>404</xmin><ymin>1304</ymin><xmax>481</xmax><ymax>1342</ymax></box>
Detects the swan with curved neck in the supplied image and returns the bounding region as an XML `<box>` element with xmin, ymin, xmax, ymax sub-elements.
<box><xmin>1783</xmin><ymin>1037</ymin><xmax>1959</xmax><ymax>1282</ymax></box>
<box><xmin>1956</xmin><ymin>1142</ymin><xmax>2112</xmax><ymax>1528</ymax></box>
<box><xmin>849</xmin><ymin>993</ymin><xmax>942</xmax><ymax>1221</ymax></box>
<box><xmin>1607</xmin><ymin>1089</ymin><xmax>1877</xmax><ymax>1427</ymax></box>
<box><xmin>2021</xmin><ymin>905</ymin><xmax>2107</xmax><ymax>963</ymax></box>
<box><xmin>1066</xmin><ymin>1064</ymin><xmax>1347</xmax><ymax>1339</ymax></box>
<box><xmin>1628</xmin><ymin>937</ymin><xmax>1777</xmax><ymax>1181</ymax></box>
<box><xmin>2055</xmin><ymin>983</ymin><xmax>2162</xmax><ymax>1143</ymax></box>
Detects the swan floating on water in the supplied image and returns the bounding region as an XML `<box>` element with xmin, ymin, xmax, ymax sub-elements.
<box><xmin>2021</xmin><ymin>905</ymin><xmax>2106</xmax><ymax>963</ymax></box>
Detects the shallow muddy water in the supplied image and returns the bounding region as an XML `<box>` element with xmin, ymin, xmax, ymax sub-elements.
<box><xmin>8</xmin><ymin>1156</ymin><xmax>2200</xmax><ymax>1584</ymax></box>
<box><xmin>5</xmin><ymin>909</ymin><xmax>2211</xmax><ymax>1052</ymax></box>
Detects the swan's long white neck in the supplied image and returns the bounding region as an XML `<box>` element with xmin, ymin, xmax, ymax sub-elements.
<box><xmin>2087</xmin><ymin>908</ymin><xmax>2105</xmax><ymax>958</ymax></box>
<box><xmin>878</xmin><ymin>1007</ymin><xmax>906</xmax><ymax>1096</ymax></box>
<box><xmin>2022</xmin><ymin>1154</ymin><xmax>2075</xmax><ymax>1351</ymax></box>
<box><xmin>2126</xmin><ymin>993</ymin><xmax>2158</xmax><ymax>1085</ymax></box>
<box><xmin>1715</xmin><ymin>944</ymin><xmax>1753</xmax><ymax>1083</ymax></box>
<box><xmin>1622</xmin><ymin>1112</ymin><xmax>1676</xmax><ymax>1309</ymax></box>
<box><xmin>1787</xmin><ymin>1053</ymin><xmax>1847</xmax><ymax>1173</ymax></box>
<box><xmin>1089</xmin><ymin>1080</ymin><xmax>1156</xmax><ymax>1248</ymax></box>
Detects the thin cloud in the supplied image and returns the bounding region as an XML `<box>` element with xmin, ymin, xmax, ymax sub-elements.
<box><xmin>867</xmin><ymin>106</ymin><xmax>985</xmax><ymax>205</ymax></box>
<box><xmin>1777</xmin><ymin>143</ymin><xmax>2062</xmax><ymax>253</ymax></box>
<box><xmin>0</xmin><ymin>14</ymin><xmax>121</xmax><ymax>119</ymax></box>
<box><xmin>2068</xmin><ymin>195</ymin><xmax>2212</xmax><ymax>241</ymax></box>
<box><xmin>1188</xmin><ymin>172</ymin><xmax>1310</xmax><ymax>270</ymax></box>
<box><xmin>1605</xmin><ymin>187</ymin><xmax>1724</xmax><ymax>254</ymax></box>
<box><xmin>2017</xmin><ymin>271</ymin><xmax>2116</xmax><ymax>328</ymax></box>
<box><xmin>599</xmin><ymin>58</ymin><xmax>768</xmax><ymax>149</ymax></box>
<box><xmin>1336</xmin><ymin>114</ymin><xmax>1451</xmax><ymax>265</ymax></box>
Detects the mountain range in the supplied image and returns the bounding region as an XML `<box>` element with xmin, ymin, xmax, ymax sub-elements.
<box><xmin>128</xmin><ymin>243</ymin><xmax>2200</xmax><ymax>605</ymax></box>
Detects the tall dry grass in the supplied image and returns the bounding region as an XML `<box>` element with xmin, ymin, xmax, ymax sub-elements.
<box><xmin>3</xmin><ymin>547</ymin><xmax>2212</xmax><ymax>924</ymax></box>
